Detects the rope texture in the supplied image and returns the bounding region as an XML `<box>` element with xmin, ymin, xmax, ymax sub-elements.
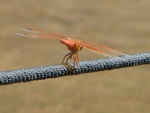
<box><xmin>0</xmin><ymin>52</ymin><xmax>149</xmax><ymax>85</ymax></box>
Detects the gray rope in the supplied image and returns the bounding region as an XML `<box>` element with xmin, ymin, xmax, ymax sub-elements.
<box><xmin>0</xmin><ymin>52</ymin><xmax>149</xmax><ymax>85</ymax></box>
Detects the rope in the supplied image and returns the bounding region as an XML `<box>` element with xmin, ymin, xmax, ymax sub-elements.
<box><xmin>0</xmin><ymin>52</ymin><xmax>149</xmax><ymax>85</ymax></box>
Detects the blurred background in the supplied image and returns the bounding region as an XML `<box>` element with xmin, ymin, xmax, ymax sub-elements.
<box><xmin>0</xmin><ymin>0</ymin><xmax>149</xmax><ymax>113</ymax></box>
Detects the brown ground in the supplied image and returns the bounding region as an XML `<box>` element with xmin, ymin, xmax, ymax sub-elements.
<box><xmin>0</xmin><ymin>0</ymin><xmax>150</xmax><ymax>113</ymax></box>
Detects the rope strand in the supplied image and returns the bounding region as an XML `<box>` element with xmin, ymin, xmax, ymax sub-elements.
<box><xmin>0</xmin><ymin>52</ymin><xmax>149</xmax><ymax>85</ymax></box>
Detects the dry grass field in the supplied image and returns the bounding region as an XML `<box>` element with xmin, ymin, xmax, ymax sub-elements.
<box><xmin>0</xmin><ymin>0</ymin><xmax>150</xmax><ymax>113</ymax></box>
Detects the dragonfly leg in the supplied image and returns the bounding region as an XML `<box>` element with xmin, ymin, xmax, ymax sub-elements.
<box><xmin>66</xmin><ymin>54</ymin><xmax>72</xmax><ymax>64</ymax></box>
<box><xmin>72</xmin><ymin>54</ymin><xmax>79</xmax><ymax>68</ymax></box>
<box><xmin>76</xmin><ymin>53</ymin><xmax>80</xmax><ymax>66</ymax></box>
<box><xmin>62</xmin><ymin>53</ymin><xmax>71</xmax><ymax>64</ymax></box>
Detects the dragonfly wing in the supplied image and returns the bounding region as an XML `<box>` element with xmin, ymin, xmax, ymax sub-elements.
<box><xmin>20</xmin><ymin>28</ymin><xmax>69</xmax><ymax>40</ymax></box>
<box><xmin>78</xmin><ymin>41</ymin><xmax>126</xmax><ymax>57</ymax></box>
<box><xmin>79</xmin><ymin>40</ymin><xmax>127</xmax><ymax>56</ymax></box>
<box><xmin>16</xmin><ymin>32</ymin><xmax>61</xmax><ymax>41</ymax></box>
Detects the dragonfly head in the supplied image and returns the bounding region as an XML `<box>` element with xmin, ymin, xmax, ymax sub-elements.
<box><xmin>60</xmin><ymin>39</ymin><xmax>75</xmax><ymax>50</ymax></box>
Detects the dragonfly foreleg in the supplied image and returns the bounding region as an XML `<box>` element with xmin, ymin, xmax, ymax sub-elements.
<box><xmin>62</xmin><ymin>53</ymin><xmax>71</xmax><ymax>64</ymax></box>
<box><xmin>65</xmin><ymin>54</ymin><xmax>73</xmax><ymax>64</ymax></box>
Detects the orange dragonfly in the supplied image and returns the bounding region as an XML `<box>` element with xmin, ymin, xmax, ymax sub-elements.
<box><xmin>17</xmin><ymin>28</ymin><xmax>126</xmax><ymax>67</ymax></box>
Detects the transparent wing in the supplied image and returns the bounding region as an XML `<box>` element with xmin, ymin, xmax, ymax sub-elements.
<box><xmin>78</xmin><ymin>42</ymin><xmax>125</xmax><ymax>57</ymax></box>
<box><xmin>80</xmin><ymin>40</ymin><xmax>123</xmax><ymax>54</ymax></box>
<box><xmin>78</xmin><ymin>40</ymin><xmax>127</xmax><ymax>57</ymax></box>
<box><xmin>16</xmin><ymin>32</ymin><xmax>61</xmax><ymax>41</ymax></box>
<box><xmin>17</xmin><ymin>28</ymin><xmax>68</xmax><ymax>40</ymax></box>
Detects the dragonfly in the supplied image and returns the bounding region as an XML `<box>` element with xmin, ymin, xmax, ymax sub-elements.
<box><xmin>16</xmin><ymin>28</ymin><xmax>126</xmax><ymax>68</ymax></box>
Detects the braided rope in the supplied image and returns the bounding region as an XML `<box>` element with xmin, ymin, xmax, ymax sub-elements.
<box><xmin>0</xmin><ymin>52</ymin><xmax>149</xmax><ymax>85</ymax></box>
